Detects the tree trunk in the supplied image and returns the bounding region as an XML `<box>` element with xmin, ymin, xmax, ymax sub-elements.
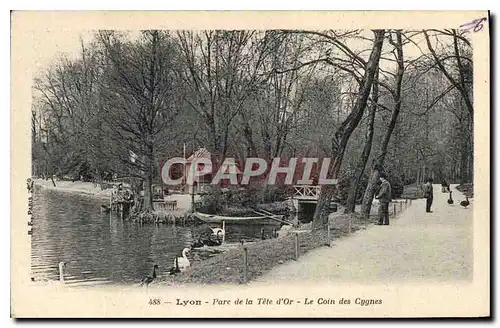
<box><xmin>144</xmin><ymin>173</ymin><xmax>153</xmax><ymax>210</ymax></box>
<box><xmin>242</xmin><ymin>122</ymin><xmax>258</xmax><ymax>158</ymax></box>
<box><xmin>96</xmin><ymin>169</ymin><xmax>104</xmax><ymax>190</ymax></box>
<box><xmin>361</xmin><ymin>167</ymin><xmax>381</xmax><ymax>217</ymax></box>
<box><xmin>311</xmin><ymin>29</ymin><xmax>385</xmax><ymax>231</ymax></box>
<box><xmin>143</xmin><ymin>142</ymin><xmax>154</xmax><ymax>211</ymax></box>
<box><xmin>468</xmin><ymin>128</ymin><xmax>473</xmax><ymax>182</ymax></box>
<box><xmin>262</xmin><ymin>129</ymin><xmax>272</xmax><ymax>161</ymax></box>
<box><xmin>460</xmin><ymin>132</ymin><xmax>468</xmax><ymax>184</ymax></box>
<box><xmin>344</xmin><ymin>68</ymin><xmax>379</xmax><ymax>213</ymax></box>
<box><xmin>361</xmin><ymin>30</ymin><xmax>404</xmax><ymax>220</ymax></box>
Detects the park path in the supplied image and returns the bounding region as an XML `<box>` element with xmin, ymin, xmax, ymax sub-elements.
<box><xmin>253</xmin><ymin>184</ymin><xmax>473</xmax><ymax>284</ymax></box>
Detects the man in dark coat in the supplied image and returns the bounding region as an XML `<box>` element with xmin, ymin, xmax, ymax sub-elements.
<box><xmin>375</xmin><ymin>172</ymin><xmax>392</xmax><ymax>225</ymax></box>
<box><xmin>424</xmin><ymin>178</ymin><xmax>434</xmax><ymax>213</ymax></box>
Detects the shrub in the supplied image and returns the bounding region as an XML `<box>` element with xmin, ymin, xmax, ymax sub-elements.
<box><xmin>334</xmin><ymin>168</ymin><xmax>403</xmax><ymax>203</ymax></box>
<box><xmin>199</xmin><ymin>184</ymin><xmax>289</xmax><ymax>214</ymax></box>
<box><xmin>334</xmin><ymin>169</ymin><xmax>369</xmax><ymax>205</ymax></box>
<box><xmin>386</xmin><ymin>172</ymin><xmax>404</xmax><ymax>199</ymax></box>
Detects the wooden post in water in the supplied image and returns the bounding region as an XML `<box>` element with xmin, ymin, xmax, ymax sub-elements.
<box><xmin>294</xmin><ymin>233</ymin><xmax>299</xmax><ymax>260</ymax></box>
<box><xmin>119</xmin><ymin>203</ymin><xmax>124</xmax><ymax>220</ymax></box>
<box><xmin>243</xmin><ymin>247</ymin><xmax>248</xmax><ymax>284</ymax></box>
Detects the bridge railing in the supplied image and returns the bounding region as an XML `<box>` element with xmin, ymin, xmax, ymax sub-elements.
<box><xmin>292</xmin><ymin>185</ymin><xmax>321</xmax><ymax>198</ymax></box>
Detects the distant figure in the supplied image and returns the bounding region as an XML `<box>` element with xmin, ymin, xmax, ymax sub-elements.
<box><xmin>375</xmin><ymin>172</ymin><xmax>392</xmax><ymax>226</ymax></box>
<box><xmin>424</xmin><ymin>178</ymin><xmax>434</xmax><ymax>213</ymax></box>
<box><xmin>441</xmin><ymin>180</ymin><xmax>450</xmax><ymax>193</ymax></box>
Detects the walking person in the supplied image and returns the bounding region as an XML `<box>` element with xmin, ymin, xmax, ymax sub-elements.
<box><xmin>375</xmin><ymin>172</ymin><xmax>392</xmax><ymax>225</ymax></box>
<box><xmin>424</xmin><ymin>178</ymin><xmax>434</xmax><ymax>213</ymax></box>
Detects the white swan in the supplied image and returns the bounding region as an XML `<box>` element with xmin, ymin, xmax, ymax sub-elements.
<box><xmin>174</xmin><ymin>248</ymin><xmax>191</xmax><ymax>271</ymax></box>
<box><xmin>211</xmin><ymin>228</ymin><xmax>225</xmax><ymax>239</ymax></box>
<box><xmin>210</xmin><ymin>221</ymin><xmax>226</xmax><ymax>243</ymax></box>
<box><xmin>58</xmin><ymin>261</ymin><xmax>66</xmax><ymax>283</ymax></box>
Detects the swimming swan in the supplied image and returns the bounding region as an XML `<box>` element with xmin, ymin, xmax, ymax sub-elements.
<box><xmin>174</xmin><ymin>248</ymin><xmax>191</xmax><ymax>271</ymax></box>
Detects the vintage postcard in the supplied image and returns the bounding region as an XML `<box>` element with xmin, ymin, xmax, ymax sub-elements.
<box><xmin>11</xmin><ymin>11</ymin><xmax>490</xmax><ymax>318</ymax></box>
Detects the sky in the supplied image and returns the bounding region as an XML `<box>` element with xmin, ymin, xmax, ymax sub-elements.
<box><xmin>30</xmin><ymin>29</ymin><xmax>436</xmax><ymax>76</ymax></box>
<box><xmin>31</xmin><ymin>29</ymin><xmax>94</xmax><ymax>73</ymax></box>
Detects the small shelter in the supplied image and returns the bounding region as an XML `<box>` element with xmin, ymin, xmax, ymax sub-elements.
<box><xmin>184</xmin><ymin>148</ymin><xmax>243</xmax><ymax>194</ymax></box>
<box><xmin>184</xmin><ymin>148</ymin><xmax>213</xmax><ymax>194</ymax></box>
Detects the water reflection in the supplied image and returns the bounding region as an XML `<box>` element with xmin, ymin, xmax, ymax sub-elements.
<box><xmin>31</xmin><ymin>187</ymin><xmax>293</xmax><ymax>286</ymax></box>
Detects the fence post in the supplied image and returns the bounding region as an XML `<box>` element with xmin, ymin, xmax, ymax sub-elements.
<box><xmin>294</xmin><ymin>233</ymin><xmax>299</xmax><ymax>260</ymax></box>
<box><xmin>222</xmin><ymin>220</ymin><xmax>226</xmax><ymax>244</ymax></box>
<box><xmin>400</xmin><ymin>202</ymin><xmax>403</xmax><ymax>212</ymax></box>
<box><xmin>393</xmin><ymin>203</ymin><xmax>397</xmax><ymax>217</ymax></box>
<box><xmin>348</xmin><ymin>219</ymin><xmax>352</xmax><ymax>234</ymax></box>
<box><xmin>243</xmin><ymin>247</ymin><xmax>248</xmax><ymax>284</ymax></box>
<box><xmin>327</xmin><ymin>224</ymin><xmax>331</xmax><ymax>246</ymax></box>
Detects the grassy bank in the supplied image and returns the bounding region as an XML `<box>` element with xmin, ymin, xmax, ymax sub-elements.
<box><xmin>162</xmin><ymin>213</ymin><xmax>373</xmax><ymax>285</ymax></box>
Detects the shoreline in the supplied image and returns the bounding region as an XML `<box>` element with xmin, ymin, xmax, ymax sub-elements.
<box><xmin>33</xmin><ymin>179</ymin><xmax>112</xmax><ymax>200</ymax></box>
<box><xmin>163</xmin><ymin>213</ymin><xmax>372</xmax><ymax>285</ymax></box>
<box><xmin>31</xmin><ymin>180</ymin><xmax>419</xmax><ymax>286</ymax></box>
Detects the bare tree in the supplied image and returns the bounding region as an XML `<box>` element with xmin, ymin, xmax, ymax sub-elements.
<box><xmin>344</xmin><ymin>67</ymin><xmax>379</xmax><ymax>213</ymax></box>
<box><xmin>360</xmin><ymin>30</ymin><xmax>404</xmax><ymax>220</ymax></box>
<box><xmin>176</xmin><ymin>31</ymin><xmax>271</xmax><ymax>159</ymax></box>
<box><xmin>423</xmin><ymin>29</ymin><xmax>473</xmax><ymax>116</ymax></box>
<box><xmin>98</xmin><ymin>30</ymin><xmax>181</xmax><ymax>210</ymax></box>
<box><xmin>311</xmin><ymin>29</ymin><xmax>385</xmax><ymax>230</ymax></box>
<box><xmin>32</xmin><ymin>39</ymin><xmax>108</xmax><ymax>185</ymax></box>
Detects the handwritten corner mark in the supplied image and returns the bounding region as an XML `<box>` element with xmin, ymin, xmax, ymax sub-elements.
<box><xmin>459</xmin><ymin>17</ymin><xmax>488</xmax><ymax>33</ymax></box>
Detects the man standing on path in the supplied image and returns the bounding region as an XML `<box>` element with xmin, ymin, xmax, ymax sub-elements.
<box><xmin>424</xmin><ymin>178</ymin><xmax>434</xmax><ymax>213</ymax></box>
<box><xmin>375</xmin><ymin>173</ymin><xmax>392</xmax><ymax>225</ymax></box>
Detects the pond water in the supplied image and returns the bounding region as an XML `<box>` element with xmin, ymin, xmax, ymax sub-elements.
<box><xmin>30</xmin><ymin>186</ymin><xmax>311</xmax><ymax>286</ymax></box>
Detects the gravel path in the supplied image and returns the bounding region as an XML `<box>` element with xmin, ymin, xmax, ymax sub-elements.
<box><xmin>253</xmin><ymin>184</ymin><xmax>473</xmax><ymax>284</ymax></box>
